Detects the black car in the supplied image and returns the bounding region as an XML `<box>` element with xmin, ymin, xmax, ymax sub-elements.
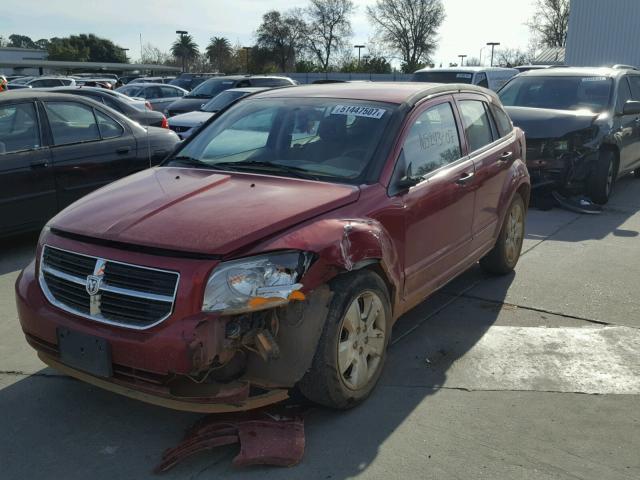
<box><xmin>0</xmin><ymin>91</ymin><xmax>180</xmax><ymax>237</ymax></box>
<box><xmin>165</xmin><ymin>75</ymin><xmax>296</xmax><ymax>117</ymax></box>
<box><xmin>45</xmin><ymin>87</ymin><xmax>169</xmax><ymax>128</ymax></box>
<box><xmin>499</xmin><ymin>67</ymin><xmax>640</xmax><ymax>205</ymax></box>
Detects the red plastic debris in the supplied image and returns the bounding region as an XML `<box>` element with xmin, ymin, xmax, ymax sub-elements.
<box><xmin>154</xmin><ymin>408</ymin><xmax>306</xmax><ymax>473</ymax></box>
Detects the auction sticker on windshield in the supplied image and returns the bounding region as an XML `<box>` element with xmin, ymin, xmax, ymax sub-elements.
<box><xmin>331</xmin><ymin>105</ymin><xmax>386</xmax><ymax>119</ymax></box>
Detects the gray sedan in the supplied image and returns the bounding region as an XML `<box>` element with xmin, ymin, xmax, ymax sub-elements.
<box><xmin>116</xmin><ymin>83</ymin><xmax>188</xmax><ymax>112</ymax></box>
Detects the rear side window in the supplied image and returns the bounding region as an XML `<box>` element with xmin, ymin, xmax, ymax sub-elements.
<box><xmin>0</xmin><ymin>102</ymin><xmax>40</xmax><ymax>154</ymax></box>
<box><xmin>458</xmin><ymin>100</ymin><xmax>494</xmax><ymax>152</ymax></box>
<box><xmin>161</xmin><ymin>86</ymin><xmax>183</xmax><ymax>98</ymax></box>
<box><xmin>628</xmin><ymin>76</ymin><xmax>640</xmax><ymax>100</ymax></box>
<box><xmin>95</xmin><ymin>110</ymin><xmax>124</xmax><ymax>139</ymax></box>
<box><xmin>402</xmin><ymin>102</ymin><xmax>462</xmax><ymax>177</ymax></box>
<box><xmin>144</xmin><ymin>86</ymin><xmax>162</xmax><ymax>99</ymax></box>
<box><xmin>489</xmin><ymin>104</ymin><xmax>513</xmax><ymax>137</ymax></box>
<box><xmin>251</xmin><ymin>78</ymin><xmax>291</xmax><ymax>87</ymax></box>
<box><xmin>45</xmin><ymin>102</ymin><xmax>100</xmax><ymax>145</ymax></box>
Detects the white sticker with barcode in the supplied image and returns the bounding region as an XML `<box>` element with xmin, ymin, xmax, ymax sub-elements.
<box><xmin>331</xmin><ymin>105</ymin><xmax>386</xmax><ymax>119</ymax></box>
<box><xmin>582</xmin><ymin>77</ymin><xmax>607</xmax><ymax>82</ymax></box>
<box><xmin>456</xmin><ymin>73</ymin><xmax>473</xmax><ymax>79</ymax></box>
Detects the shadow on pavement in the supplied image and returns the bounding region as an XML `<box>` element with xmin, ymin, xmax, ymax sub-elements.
<box><xmin>0</xmin><ymin>232</ymin><xmax>38</xmax><ymax>276</ymax></box>
<box><xmin>0</xmin><ymin>267</ymin><xmax>514</xmax><ymax>479</ymax></box>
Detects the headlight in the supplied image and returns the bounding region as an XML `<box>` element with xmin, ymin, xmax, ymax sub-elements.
<box><xmin>202</xmin><ymin>251</ymin><xmax>313</xmax><ymax>314</ymax></box>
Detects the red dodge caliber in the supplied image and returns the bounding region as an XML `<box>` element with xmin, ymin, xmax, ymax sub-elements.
<box><xmin>16</xmin><ymin>83</ymin><xmax>529</xmax><ymax>411</ymax></box>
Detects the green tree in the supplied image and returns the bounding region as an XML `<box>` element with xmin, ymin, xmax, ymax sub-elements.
<box><xmin>46</xmin><ymin>34</ymin><xmax>127</xmax><ymax>62</ymax></box>
<box><xmin>205</xmin><ymin>37</ymin><xmax>232</xmax><ymax>72</ymax></box>
<box><xmin>8</xmin><ymin>34</ymin><xmax>37</xmax><ymax>49</ymax></box>
<box><xmin>171</xmin><ymin>34</ymin><xmax>200</xmax><ymax>72</ymax></box>
<box><xmin>256</xmin><ymin>10</ymin><xmax>307</xmax><ymax>72</ymax></box>
<box><xmin>367</xmin><ymin>0</ymin><xmax>445</xmax><ymax>73</ymax></box>
<box><xmin>47</xmin><ymin>37</ymin><xmax>90</xmax><ymax>61</ymax></box>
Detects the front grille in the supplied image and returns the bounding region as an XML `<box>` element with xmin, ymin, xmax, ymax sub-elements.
<box><xmin>169</xmin><ymin>125</ymin><xmax>190</xmax><ymax>133</ymax></box>
<box><xmin>39</xmin><ymin>245</ymin><xmax>179</xmax><ymax>329</ymax></box>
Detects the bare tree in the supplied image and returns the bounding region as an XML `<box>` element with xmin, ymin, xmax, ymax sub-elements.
<box><xmin>367</xmin><ymin>0</ymin><xmax>445</xmax><ymax>73</ymax></box>
<box><xmin>256</xmin><ymin>10</ymin><xmax>308</xmax><ymax>71</ymax></box>
<box><xmin>495</xmin><ymin>48</ymin><xmax>530</xmax><ymax>67</ymax></box>
<box><xmin>139</xmin><ymin>43</ymin><xmax>173</xmax><ymax>65</ymax></box>
<box><xmin>305</xmin><ymin>0</ymin><xmax>354</xmax><ymax>71</ymax></box>
<box><xmin>465</xmin><ymin>56</ymin><xmax>481</xmax><ymax>67</ymax></box>
<box><xmin>528</xmin><ymin>0</ymin><xmax>570</xmax><ymax>48</ymax></box>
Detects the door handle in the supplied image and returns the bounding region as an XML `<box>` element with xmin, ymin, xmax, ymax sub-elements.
<box><xmin>30</xmin><ymin>160</ymin><xmax>49</xmax><ymax>169</ymax></box>
<box><xmin>498</xmin><ymin>151</ymin><xmax>514</xmax><ymax>162</ymax></box>
<box><xmin>455</xmin><ymin>171</ymin><xmax>475</xmax><ymax>186</ymax></box>
<box><xmin>116</xmin><ymin>147</ymin><xmax>131</xmax><ymax>155</ymax></box>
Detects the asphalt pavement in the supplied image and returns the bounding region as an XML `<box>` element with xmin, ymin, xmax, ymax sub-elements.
<box><xmin>1</xmin><ymin>177</ymin><xmax>639</xmax><ymax>479</ymax></box>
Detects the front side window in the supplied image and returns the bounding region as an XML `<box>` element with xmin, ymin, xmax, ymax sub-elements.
<box><xmin>499</xmin><ymin>76</ymin><xmax>613</xmax><ymax>112</ymax></box>
<box><xmin>616</xmin><ymin>78</ymin><xmax>633</xmax><ymax>113</ymax></box>
<box><xmin>458</xmin><ymin>100</ymin><xmax>494</xmax><ymax>152</ymax></box>
<box><xmin>627</xmin><ymin>76</ymin><xmax>640</xmax><ymax>100</ymax></box>
<box><xmin>44</xmin><ymin>102</ymin><xmax>100</xmax><ymax>145</ymax></box>
<box><xmin>167</xmin><ymin>98</ymin><xmax>395</xmax><ymax>183</ymax></box>
<box><xmin>402</xmin><ymin>102</ymin><xmax>462</xmax><ymax>178</ymax></box>
<box><xmin>161</xmin><ymin>86</ymin><xmax>182</xmax><ymax>98</ymax></box>
<box><xmin>0</xmin><ymin>102</ymin><xmax>40</xmax><ymax>154</ymax></box>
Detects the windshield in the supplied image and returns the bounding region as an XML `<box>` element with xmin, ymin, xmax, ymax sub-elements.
<box><xmin>201</xmin><ymin>90</ymin><xmax>248</xmax><ymax>112</ymax></box>
<box><xmin>499</xmin><ymin>76</ymin><xmax>613</xmax><ymax>112</ymax></box>
<box><xmin>187</xmin><ymin>79</ymin><xmax>236</xmax><ymax>98</ymax></box>
<box><xmin>413</xmin><ymin>71</ymin><xmax>474</xmax><ymax>84</ymax></box>
<box><xmin>166</xmin><ymin>98</ymin><xmax>395</xmax><ymax>183</ymax></box>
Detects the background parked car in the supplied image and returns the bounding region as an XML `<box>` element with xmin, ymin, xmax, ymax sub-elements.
<box><xmin>19</xmin><ymin>77</ymin><xmax>77</xmax><ymax>88</ymax></box>
<box><xmin>168</xmin><ymin>87</ymin><xmax>269</xmax><ymax>139</ymax></box>
<box><xmin>0</xmin><ymin>91</ymin><xmax>179</xmax><ymax>237</ymax></box>
<box><xmin>165</xmin><ymin>75</ymin><xmax>296</xmax><ymax>117</ymax></box>
<box><xmin>116</xmin><ymin>83</ymin><xmax>188</xmax><ymax>112</ymax></box>
<box><xmin>169</xmin><ymin>72</ymin><xmax>222</xmax><ymax>91</ymax></box>
<box><xmin>128</xmin><ymin>77</ymin><xmax>176</xmax><ymax>85</ymax></box>
<box><xmin>498</xmin><ymin>66</ymin><xmax>640</xmax><ymax>205</ymax></box>
<box><xmin>413</xmin><ymin>67</ymin><xmax>518</xmax><ymax>91</ymax></box>
<box><xmin>44</xmin><ymin>86</ymin><xmax>170</xmax><ymax>128</ymax></box>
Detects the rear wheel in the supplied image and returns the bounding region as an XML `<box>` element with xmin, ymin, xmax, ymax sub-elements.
<box><xmin>480</xmin><ymin>193</ymin><xmax>525</xmax><ymax>275</ymax></box>
<box><xmin>587</xmin><ymin>150</ymin><xmax>615</xmax><ymax>205</ymax></box>
<box><xmin>299</xmin><ymin>271</ymin><xmax>391</xmax><ymax>409</ymax></box>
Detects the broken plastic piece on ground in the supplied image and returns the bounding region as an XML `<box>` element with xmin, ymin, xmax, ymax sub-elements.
<box><xmin>154</xmin><ymin>407</ymin><xmax>306</xmax><ymax>473</ymax></box>
<box><xmin>551</xmin><ymin>191</ymin><xmax>602</xmax><ymax>215</ymax></box>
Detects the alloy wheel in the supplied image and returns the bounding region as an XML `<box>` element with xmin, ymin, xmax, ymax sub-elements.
<box><xmin>337</xmin><ymin>291</ymin><xmax>387</xmax><ymax>391</ymax></box>
<box><xmin>505</xmin><ymin>202</ymin><xmax>524</xmax><ymax>265</ymax></box>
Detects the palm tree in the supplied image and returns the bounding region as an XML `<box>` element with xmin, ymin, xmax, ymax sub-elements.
<box><xmin>171</xmin><ymin>34</ymin><xmax>199</xmax><ymax>72</ymax></box>
<box><xmin>206</xmin><ymin>37</ymin><xmax>232</xmax><ymax>73</ymax></box>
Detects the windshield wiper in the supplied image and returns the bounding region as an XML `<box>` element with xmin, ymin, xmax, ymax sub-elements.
<box><xmin>167</xmin><ymin>156</ymin><xmax>216</xmax><ymax>169</ymax></box>
<box><xmin>213</xmin><ymin>161</ymin><xmax>322</xmax><ymax>181</ymax></box>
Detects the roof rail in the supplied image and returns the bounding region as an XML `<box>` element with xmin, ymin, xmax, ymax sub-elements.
<box><xmin>612</xmin><ymin>64</ymin><xmax>638</xmax><ymax>70</ymax></box>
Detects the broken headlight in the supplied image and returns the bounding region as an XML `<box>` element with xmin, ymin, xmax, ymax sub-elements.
<box><xmin>202</xmin><ymin>251</ymin><xmax>313</xmax><ymax>314</ymax></box>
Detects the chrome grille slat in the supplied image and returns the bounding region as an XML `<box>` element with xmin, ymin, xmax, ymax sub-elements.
<box><xmin>39</xmin><ymin>245</ymin><xmax>180</xmax><ymax>330</ymax></box>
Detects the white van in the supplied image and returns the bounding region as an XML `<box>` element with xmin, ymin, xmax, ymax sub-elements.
<box><xmin>412</xmin><ymin>67</ymin><xmax>518</xmax><ymax>91</ymax></box>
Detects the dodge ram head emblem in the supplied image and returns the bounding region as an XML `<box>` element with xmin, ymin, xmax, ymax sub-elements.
<box><xmin>86</xmin><ymin>275</ymin><xmax>103</xmax><ymax>296</ymax></box>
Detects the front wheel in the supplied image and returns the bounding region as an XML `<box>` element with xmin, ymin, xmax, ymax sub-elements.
<box><xmin>480</xmin><ymin>193</ymin><xmax>526</xmax><ymax>275</ymax></box>
<box><xmin>298</xmin><ymin>271</ymin><xmax>391</xmax><ymax>409</ymax></box>
<box><xmin>587</xmin><ymin>151</ymin><xmax>615</xmax><ymax>205</ymax></box>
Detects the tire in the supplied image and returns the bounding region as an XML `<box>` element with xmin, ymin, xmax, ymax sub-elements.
<box><xmin>480</xmin><ymin>193</ymin><xmax>526</xmax><ymax>275</ymax></box>
<box><xmin>587</xmin><ymin>150</ymin><xmax>615</xmax><ymax>205</ymax></box>
<box><xmin>298</xmin><ymin>270</ymin><xmax>391</xmax><ymax>409</ymax></box>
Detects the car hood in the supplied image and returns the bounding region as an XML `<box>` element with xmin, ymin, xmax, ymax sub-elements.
<box><xmin>167</xmin><ymin>97</ymin><xmax>211</xmax><ymax>114</ymax></box>
<box><xmin>505</xmin><ymin>106</ymin><xmax>599</xmax><ymax>139</ymax></box>
<box><xmin>51</xmin><ymin>167</ymin><xmax>360</xmax><ymax>256</ymax></box>
<box><xmin>168</xmin><ymin>111</ymin><xmax>214</xmax><ymax>127</ymax></box>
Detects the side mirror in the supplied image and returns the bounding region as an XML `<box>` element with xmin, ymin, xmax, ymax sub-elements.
<box><xmin>623</xmin><ymin>100</ymin><xmax>640</xmax><ymax>116</ymax></box>
<box><xmin>391</xmin><ymin>154</ymin><xmax>421</xmax><ymax>194</ymax></box>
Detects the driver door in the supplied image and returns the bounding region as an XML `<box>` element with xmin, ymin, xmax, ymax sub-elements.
<box><xmin>395</xmin><ymin>97</ymin><xmax>476</xmax><ymax>304</ymax></box>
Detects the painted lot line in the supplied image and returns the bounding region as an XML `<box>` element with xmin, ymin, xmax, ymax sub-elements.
<box><xmin>415</xmin><ymin>326</ymin><xmax>640</xmax><ymax>395</ymax></box>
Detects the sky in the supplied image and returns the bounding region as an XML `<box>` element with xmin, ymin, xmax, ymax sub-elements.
<box><xmin>0</xmin><ymin>0</ymin><xmax>537</xmax><ymax>67</ymax></box>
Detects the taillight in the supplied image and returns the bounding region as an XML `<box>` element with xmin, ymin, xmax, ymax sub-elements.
<box><xmin>145</xmin><ymin>101</ymin><xmax>153</xmax><ymax>110</ymax></box>
<box><xmin>161</xmin><ymin>115</ymin><xmax>169</xmax><ymax>129</ymax></box>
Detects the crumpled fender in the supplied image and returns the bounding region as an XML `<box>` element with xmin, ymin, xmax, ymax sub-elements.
<box><xmin>247</xmin><ymin>217</ymin><xmax>403</xmax><ymax>312</ymax></box>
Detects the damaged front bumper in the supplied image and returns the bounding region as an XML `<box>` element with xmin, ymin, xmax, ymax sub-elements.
<box><xmin>17</xmin><ymin>255</ymin><xmax>332</xmax><ymax>412</ymax></box>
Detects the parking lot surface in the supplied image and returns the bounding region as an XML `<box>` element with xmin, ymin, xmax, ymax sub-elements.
<box><xmin>1</xmin><ymin>178</ymin><xmax>639</xmax><ymax>479</ymax></box>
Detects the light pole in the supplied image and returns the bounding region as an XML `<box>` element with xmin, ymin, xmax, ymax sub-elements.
<box><xmin>486</xmin><ymin>42</ymin><xmax>500</xmax><ymax>67</ymax></box>
<box><xmin>354</xmin><ymin>44</ymin><xmax>365</xmax><ymax>68</ymax></box>
<box><xmin>176</xmin><ymin>30</ymin><xmax>188</xmax><ymax>72</ymax></box>
<box><xmin>458</xmin><ymin>54</ymin><xmax>467</xmax><ymax>67</ymax></box>
<box><xmin>242</xmin><ymin>47</ymin><xmax>251</xmax><ymax>73</ymax></box>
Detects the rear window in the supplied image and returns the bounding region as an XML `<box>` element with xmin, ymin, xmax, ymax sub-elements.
<box><xmin>187</xmin><ymin>79</ymin><xmax>236</xmax><ymax>98</ymax></box>
<box><xmin>499</xmin><ymin>76</ymin><xmax>613</xmax><ymax>112</ymax></box>
<box><xmin>413</xmin><ymin>71</ymin><xmax>474</xmax><ymax>84</ymax></box>
<box><xmin>201</xmin><ymin>90</ymin><xmax>248</xmax><ymax>112</ymax></box>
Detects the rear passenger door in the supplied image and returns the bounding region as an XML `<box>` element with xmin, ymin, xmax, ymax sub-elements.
<box><xmin>0</xmin><ymin>100</ymin><xmax>56</xmax><ymax>235</ymax></box>
<box><xmin>42</xmin><ymin>100</ymin><xmax>139</xmax><ymax>209</ymax></box>
<box><xmin>455</xmin><ymin>94</ymin><xmax>515</xmax><ymax>253</ymax></box>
